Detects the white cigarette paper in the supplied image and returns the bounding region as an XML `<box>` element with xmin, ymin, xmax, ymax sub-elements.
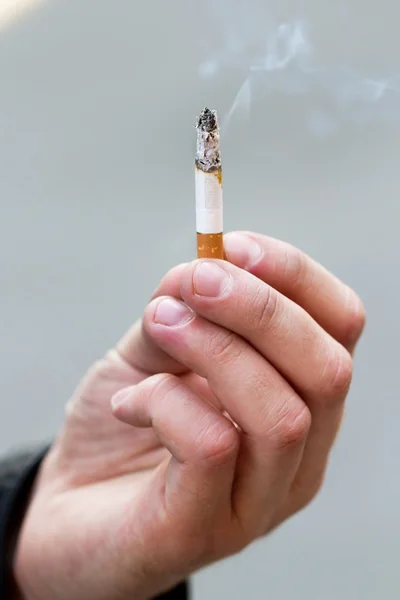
<box><xmin>195</xmin><ymin>108</ymin><xmax>223</xmax><ymax>236</ymax></box>
<box><xmin>195</xmin><ymin>169</ymin><xmax>223</xmax><ymax>234</ymax></box>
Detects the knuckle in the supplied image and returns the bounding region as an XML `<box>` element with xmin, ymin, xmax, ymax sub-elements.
<box><xmin>268</xmin><ymin>402</ymin><xmax>311</xmax><ymax>451</ymax></box>
<box><xmin>206</xmin><ymin>330</ymin><xmax>245</xmax><ymax>366</ymax></box>
<box><xmin>196</xmin><ymin>420</ymin><xmax>239</xmax><ymax>465</ymax></box>
<box><xmin>320</xmin><ymin>347</ymin><xmax>353</xmax><ymax>399</ymax></box>
<box><xmin>282</xmin><ymin>244</ymin><xmax>310</xmax><ymax>291</ymax></box>
<box><xmin>250</xmin><ymin>284</ymin><xmax>281</xmax><ymax>332</ymax></box>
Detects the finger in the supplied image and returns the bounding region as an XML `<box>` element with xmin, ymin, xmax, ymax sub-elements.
<box><xmin>143</xmin><ymin>297</ymin><xmax>310</xmax><ymax>536</ymax></box>
<box><xmin>224</xmin><ymin>232</ymin><xmax>366</xmax><ymax>353</ymax></box>
<box><xmin>179</xmin><ymin>260</ymin><xmax>354</xmax><ymax>408</ymax></box>
<box><xmin>178</xmin><ymin>259</ymin><xmax>353</xmax><ymax>520</ymax></box>
<box><xmin>111</xmin><ymin>374</ymin><xmax>238</xmax><ymax>528</ymax></box>
<box><xmin>116</xmin><ymin>263</ymin><xmax>188</xmax><ymax>375</ymax></box>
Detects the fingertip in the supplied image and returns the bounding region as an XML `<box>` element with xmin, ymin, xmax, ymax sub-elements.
<box><xmin>145</xmin><ymin>296</ymin><xmax>195</xmax><ymax>329</ymax></box>
<box><xmin>223</xmin><ymin>232</ymin><xmax>264</xmax><ymax>270</ymax></box>
<box><xmin>179</xmin><ymin>258</ymin><xmax>235</xmax><ymax>302</ymax></box>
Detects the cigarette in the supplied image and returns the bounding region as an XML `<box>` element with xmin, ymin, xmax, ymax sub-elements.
<box><xmin>195</xmin><ymin>108</ymin><xmax>224</xmax><ymax>260</ymax></box>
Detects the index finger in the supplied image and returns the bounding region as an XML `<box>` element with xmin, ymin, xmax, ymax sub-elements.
<box><xmin>223</xmin><ymin>232</ymin><xmax>366</xmax><ymax>352</ymax></box>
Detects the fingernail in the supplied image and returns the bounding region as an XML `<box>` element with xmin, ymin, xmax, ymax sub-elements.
<box><xmin>224</xmin><ymin>233</ymin><xmax>263</xmax><ymax>270</ymax></box>
<box><xmin>193</xmin><ymin>262</ymin><xmax>232</xmax><ymax>297</ymax></box>
<box><xmin>111</xmin><ymin>389</ymin><xmax>130</xmax><ymax>410</ymax></box>
<box><xmin>154</xmin><ymin>298</ymin><xmax>194</xmax><ymax>326</ymax></box>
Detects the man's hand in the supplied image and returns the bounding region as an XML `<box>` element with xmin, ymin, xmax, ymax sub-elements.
<box><xmin>14</xmin><ymin>232</ymin><xmax>366</xmax><ymax>600</ymax></box>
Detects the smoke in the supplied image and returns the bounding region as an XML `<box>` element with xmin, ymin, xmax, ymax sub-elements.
<box><xmin>196</xmin><ymin>2</ymin><xmax>400</xmax><ymax>137</ymax></box>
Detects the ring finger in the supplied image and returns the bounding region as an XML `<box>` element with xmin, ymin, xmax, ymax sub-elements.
<box><xmin>143</xmin><ymin>296</ymin><xmax>311</xmax><ymax>537</ymax></box>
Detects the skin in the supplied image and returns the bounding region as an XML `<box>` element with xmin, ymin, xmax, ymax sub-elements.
<box><xmin>13</xmin><ymin>231</ymin><xmax>366</xmax><ymax>600</ymax></box>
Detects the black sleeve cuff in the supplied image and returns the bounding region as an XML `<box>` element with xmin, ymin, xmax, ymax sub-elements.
<box><xmin>156</xmin><ymin>580</ymin><xmax>190</xmax><ymax>599</ymax></box>
<box><xmin>0</xmin><ymin>448</ymin><xmax>189</xmax><ymax>600</ymax></box>
<box><xmin>0</xmin><ymin>446</ymin><xmax>49</xmax><ymax>597</ymax></box>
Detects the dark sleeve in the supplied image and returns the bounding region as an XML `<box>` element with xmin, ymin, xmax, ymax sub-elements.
<box><xmin>0</xmin><ymin>447</ymin><xmax>189</xmax><ymax>600</ymax></box>
<box><xmin>0</xmin><ymin>446</ymin><xmax>48</xmax><ymax>597</ymax></box>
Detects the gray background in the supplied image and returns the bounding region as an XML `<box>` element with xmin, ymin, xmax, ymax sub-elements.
<box><xmin>1</xmin><ymin>0</ymin><xmax>398</xmax><ymax>598</ymax></box>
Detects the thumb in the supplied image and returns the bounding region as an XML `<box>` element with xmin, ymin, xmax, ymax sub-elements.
<box><xmin>116</xmin><ymin>263</ymin><xmax>189</xmax><ymax>375</ymax></box>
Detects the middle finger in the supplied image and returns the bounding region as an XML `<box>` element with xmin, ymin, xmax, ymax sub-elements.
<box><xmin>179</xmin><ymin>260</ymin><xmax>353</xmax><ymax>406</ymax></box>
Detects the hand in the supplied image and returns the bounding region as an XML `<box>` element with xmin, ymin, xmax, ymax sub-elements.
<box><xmin>14</xmin><ymin>232</ymin><xmax>365</xmax><ymax>600</ymax></box>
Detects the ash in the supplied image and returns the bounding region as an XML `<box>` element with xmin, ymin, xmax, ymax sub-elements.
<box><xmin>197</xmin><ymin>107</ymin><xmax>218</xmax><ymax>133</ymax></box>
<box><xmin>195</xmin><ymin>108</ymin><xmax>221</xmax><ymax>172</ymax></box>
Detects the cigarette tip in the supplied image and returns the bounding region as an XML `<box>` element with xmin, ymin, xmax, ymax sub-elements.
<box><xmin>196</xmin><ymin>107</ymin><xmax>219</xmax><ymax>133</ymax></box>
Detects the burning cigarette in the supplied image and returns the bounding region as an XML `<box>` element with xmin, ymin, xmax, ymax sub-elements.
<box><xmin>195</xmin><ymin>108</ymin><xmax>224</xmax><ymax>260</ymax></box>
